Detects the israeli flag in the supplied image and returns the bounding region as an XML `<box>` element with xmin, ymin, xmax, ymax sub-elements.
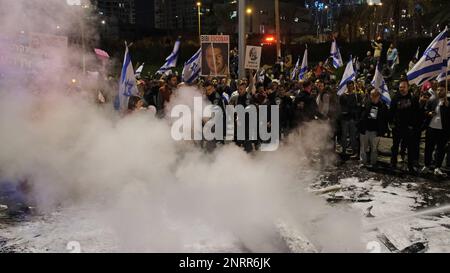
<box><xmin>118</xmin><ymin>43</ymin><xmax>138</xmax><ymax>112</ymax></box>
<box><xmin>135</xmin><ymin>62</ymin><xmax>144</xmax><ymax>77</ymax></box>
<box><xmin>330</xmin><ymin>40</ymin><xmax>343</xmax><ymax>68</ymax></box>
<box><xmin>337</xmin><ymin>59</ymin><xmax>356</xmax><ymax>96</ymax></box>
<box><xmin>437</xmin><ymin>59</ymin><xmax>450</xmax><ymax>83</ymax></box>
<box><xmin>182</xmin><ymin>49</ymin><xmax>201</xmax><ymax>84</ymax></box>
<box><xmin>157</xmin><ymin>39</ymin><xmax>181</xmax><ymax>75</ymax></box>
<box><xmin>436</xmin><ymin>39</ymin><xmax>450</xmax><ymax>82</ymax></box>
<box><xmin>298</xmin><ymin>47</ymin><xmax>308</xmax><ymax>80</ymax></box>
<box><xmin>291</xmin><ymin>57</ymin><xmax>300</xmax><ymax>80</ymax></box>
<box><xmin>371</xmin><ymin>63</ymin><xmax>391</xmax><ymax>106</ymax></box>
<box><xmin>407</xmin><ymin>28</ymin><xmax>448</xmax><ymax>86</ymax></box>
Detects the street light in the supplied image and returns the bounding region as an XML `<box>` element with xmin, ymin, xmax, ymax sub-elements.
<box><xmin>238</xmin><ymin>0</ymin><xmax>246</xmax><ymax>79</ymax></box>
<box><xmin>197</xmin><ymin>2</ymin><xmax>201</xmax><ymax>44</ymax></box>
<box><xmin>368</xmin><ymin>1</ymin><xmax>383</xmax><ymax>39</ymax></box>
<box><xmin>246</xmin><ymin>8</ymin><xmax>253</xmax><ymax>34</ymax></box>
<box><xmin>275</xmin><ymin>0</ymin><xmax>281</xmax><ymax>59</ymax></box>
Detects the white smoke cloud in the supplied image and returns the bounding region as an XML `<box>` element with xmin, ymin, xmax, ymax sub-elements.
<box><xmin>0</xmin><ymin>0</ymin><xmax>365</xmax><ymax>252</ymax></box>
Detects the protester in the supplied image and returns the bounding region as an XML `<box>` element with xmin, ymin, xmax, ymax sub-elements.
<box><xmin>339</xmin><ymin>81</ymin><xmax>361</xmax><ymax>157</ymax></box>
<box><xmin>389</xmin><ymin>80</ymin><xmax>423</xmax><ymax>173</ymax></box>
<box><xmin>372</xmin><ymin>37</ymin><xmax>383</xmax><ymax>62</ymax></box>
<box><xmin>387</xmin><ymin>43</ymin><xmax>398</xmax><ymax>68</ymax></box>
<box><xmin>422</xmin><ymin>86</ymin><xmax>450</xmax><ymax>176</ymax></box>
<box><xmin>358</xmin><ymin>90</ymin><xmax>388</xmax><ymax>167</ymax></box>
<box><xmin>159</xmin><ymin>74</ymin><xmax>178</xmax><ymax>109</ymax></box>
<box><xmin>109</xmin><ymin>36</ymin><xmax>450</xmax><ymax>179</ymax></box>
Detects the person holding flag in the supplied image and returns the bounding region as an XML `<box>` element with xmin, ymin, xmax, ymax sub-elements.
<box><xmin>338</xmin><ymin>58</ymin><xmax>360</xmax><ymax>156</ymax></box>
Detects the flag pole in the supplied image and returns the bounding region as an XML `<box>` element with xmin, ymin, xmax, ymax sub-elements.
<box><xmin>446</xmin><ymin>29</ymin><xmax>449</xmax><ymax>94</ymax></box>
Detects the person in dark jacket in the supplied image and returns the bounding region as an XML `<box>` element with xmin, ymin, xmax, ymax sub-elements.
<box><xmin>389</xmin><ymin>80</ymin><xmax>424</xmax><ymax>173</ymax></box>
<box><xmin>358</xmin><ymin>89</ymin><xmax>388</xmax><ymax>167</ymax></box>
<box><xmin>204</xmin><ymin>81</ymin><xmax>227</xmax><ymax>146</ymax></box>
<box><xmin>421</xmin><ymin>86</ymin><xmax>450</xmax><ymax>176</ymax></box>
<box><xmin>293</xmin><ymin>81</ymin><xmax>320</xmax><ymax>127</ymax></box>
<box><xmin>339</xmin><ymin>81</ymin><xmax>362</xmax><ymax>156</ymax></box>
<box><xmin>266</xmin><ymin>84</ymin><xmax>294</xmax><ymax>138</ymax></box>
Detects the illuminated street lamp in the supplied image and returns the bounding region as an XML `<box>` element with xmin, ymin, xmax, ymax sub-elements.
<box><xmin>197</xmin><ymin>2</ymin><xmax>201</xmax><ymax>44</ymax></box>
<box><xmin>246</xmin><ymin>8</ymin><xmax>253</xmax><ymax>33</ymax></box>
<box><xmin>368</xmin><ymin>1</ymin><xmax>383</xmax><ymax>39</ymax></box>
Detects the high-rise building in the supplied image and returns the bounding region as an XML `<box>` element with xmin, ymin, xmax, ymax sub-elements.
<box><xmin>93</xmin><ymin>0</ymin><xmax>156</xmax><ymax>37</ymax></box>
<box><xmin>94</xmin><ymin>0</ymin><xmax>136</xmax><ymax>24</ymax></box>
<box><xmin>154</xmin><ymin>0</ymin><xmax>205</xmax><ymax>31</ymax></box>
<box><xmin>213</xmin><ymin>0</ymin><xmax>311</xmax><ymax>36</ymax></box>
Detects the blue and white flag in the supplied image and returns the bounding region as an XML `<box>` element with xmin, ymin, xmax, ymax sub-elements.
<box><xmin>407</xmin><ymin>28</ymin><xmax>448</xmax><ymax>86</ymax></box>
<box><xmin>337</xmin><ymin>59</ymin><xmax>356</xmax><ymax>96</ymax></box>
<box><xmin>436</xmin><ymin>59</ymin><xmax>449</xmax><ymax>83</ymax></box>
<box><xmin>291</xmin><ymin>57</ymin><xmax>300</xmax><ymax>80</ymax></box>
<box><xmin>118</xmin><ymin>43</ymin><xmax>138</xmax><ymax>112</ymax></box>
<box><xmin>182</xmin><ymin>48</ymin><xmax>201</xmax><ymax>84</ymax></box>
<box><xmin>157</xmin><ymin>39</ymin><xmax>181</xmax><ymax>75</ymax></box>
<box><xmin>135</xmin><ymin>62</ymin><xmax>144</xmax><ymax>77</ymax></box>
<box><xmin>298</xmin><ymin>47</ymin><xmax>308</xmax><ymax>80</ymax></box>
<box><xmin>371</xmin><ymin>63</ymin><xmax>391</xmax><ymax>106</ymax></box>
<box><xmin>330</xmin><ymin>40</ymin><xmax>343</xmax><ymax>68</ymax></box>
<box><xmin>436</xmin><ymin>39</ymin><xmax>450</xmax><ymax>82</ymax></box>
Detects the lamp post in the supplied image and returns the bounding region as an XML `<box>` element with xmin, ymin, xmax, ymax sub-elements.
<box><xmin>368</xmin><ymin>1</ymin><xmax>383</xmax><ymax>39</ymax></box>
<box><xmin>246</xmin><ymin>7</ymin><xmax>253</xmax><ymax>34</ymax></box>
<box><xmin>275</xmin><ymin>0</ymin><xmax>281</xmax><ymax>59</ymax></box>
<box><xmin>238</xmin><ymin>0</ymin><xmax>246</xmax><ymax>79</ymax></box>
<box><xmin>197</xmin><ymin>2</ymin><xmax>201</xmax><ymax>44</ymax></box>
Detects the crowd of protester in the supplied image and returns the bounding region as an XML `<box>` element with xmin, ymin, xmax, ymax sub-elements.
<box><xmin>121</xmin><ymin>43</ymin><xmax>450</xmax><ymax>178</ymax></box>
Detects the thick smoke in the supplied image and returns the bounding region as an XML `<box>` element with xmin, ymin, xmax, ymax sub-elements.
<box><xmin>0</xmin><ymin>0</ymin><xmax>364</xmax><ymax>252</ymax></box>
